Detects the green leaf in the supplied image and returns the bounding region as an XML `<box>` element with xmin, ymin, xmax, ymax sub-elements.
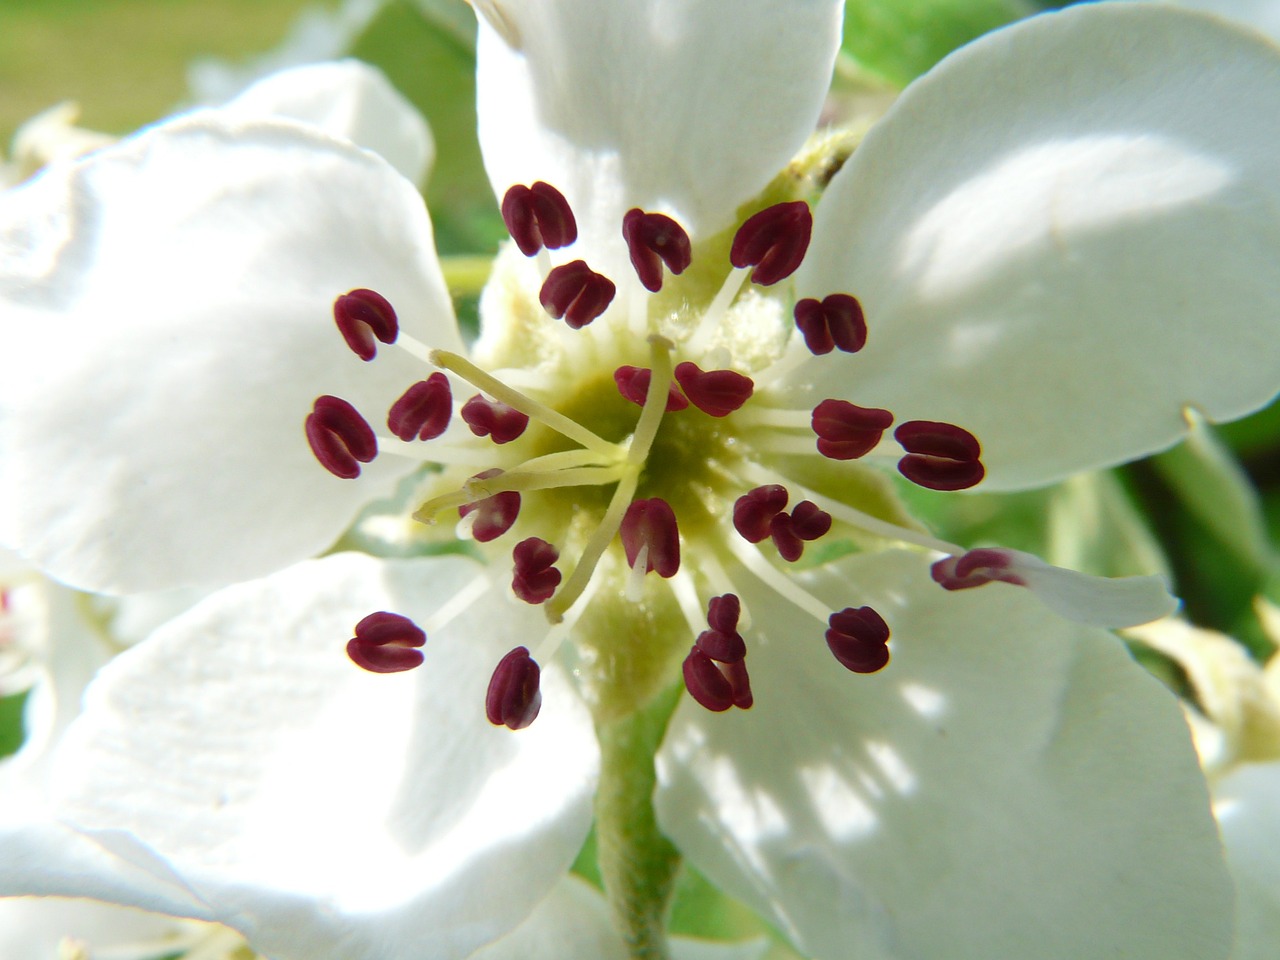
<box><xmin>0</xmin><ymin>689</ymin><xmax>29</xmax><ymax>760</ymax></box>
<box><xmin>1151</xmin><ymin>412</ymin><xmax>1275</xmax><ymax>580</ymax></box>
<box><xmin>349</xmin><ymin>0</ymin><xmax>506</xmax><ymax>256</ymax></box>
<box><xmin>841</xmin><ymin>0</ymin><xmax>1032</xmax><ymax>86</ymax></box>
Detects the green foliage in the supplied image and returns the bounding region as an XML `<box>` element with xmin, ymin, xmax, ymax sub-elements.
<box><xmin>0</xmin><ymin>690</ymin><xmax>29</xmax><ymax>760</ymax></box>
<box><xmin>350</xmin><ymin>0</ymin><xmax>506</xmax><ymax>256</ymax></box>
<box><xmin>841</xmin><ymin>0</ymin><xmax>1032</xmax><ymax>86</ymax></box>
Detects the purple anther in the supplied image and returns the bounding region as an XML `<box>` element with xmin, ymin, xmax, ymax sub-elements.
<box><xmin>729</xmin><ymin>201</ymin><xmax>813</xmax><ymax>286</ymax></box>
<box><xmin>485</xmin><ymin>646</ymin><xmax>542</xmax><ymax>730</ymax></box>
<box><xmin>931</xmin><ymin>548</ymin><xmax>1026</xmax><ymax>590</ymax></box>
<box><xmin>346</xmin><ymin>611</ymin><xmax>426</xmax><ymax>674</ymax></box>
<box><xmin>613</xmin><ymin>365</ymin><xmax>689</xmax><ymax>411</ymax></box>
<box><xmin>794</xmin><ymin>294</ymin><xmax>866</xmax><ymax>355</ymax></box>
<box><xmin>539</xmin><ymin>260</ymin><xmax>616</xmax><ymax>329</ymax></box>
<box><xmin>512</xmin><ymin>537</ymin><xmax>562</xmax><ymax>604</ymax></box>
<box><xmin>305</xmin><ymin>395</ymin><xmax>377</xmax><ymax>479</ymax></box>
<box><xmin>825</xmin><ymin>606</ymin><xmax>891</xmax><ymax>674</ymax></box>
<box><xmin>733</xmin><ymin>484</ymin><xmax>789</xmax><ymax>543</ymax></box>
<box><xmin>461</xmin><ymin>394</ymin><xmax>529</xmax><ymax>444</ymax></box>
<box><xmin>895</xmin><ymin>420</ymin><xmax>985</xmax><ymax>491</ymax></box>
<box><xmin>696</xmin><ymin>593</ymin><xmax>746</xmax><ymax>664</ymax></box>
<box><xmin>334</xmin><ymin>288</ymin><xmax>399</xmax><ymax>361</ymax></box>
<box><xmin>387</xmin><ymin>372</ymin><xmax>452</xmax><ymax>442</ymax></box>
<box><xmin>459</xmin><ymin>471</ymin><xmax>522</xmax><ymax>543</ymax></box>
<box><xmin>683</xmin><ymin>647</ymin><xmax>753</xmax><ymax>712</ymax></box>
<box><xmin>811</xmin><ymin>399</ymin><xmax>893</xmax><ymax>461</ymax></box>
<box><xmin>673</xmin><ymin>362</ymin><xmax>754</xmax><ymax>418</ymax></box>
<box><xmin>768</xmin><ymin>503</ymin><xmax>831</xmax><ymax>561</ymax></box>
<box><xmin>622</xmin><ymin>208</ymin><xmax>692</xmax><ymax>293</ymax></box>
<box><xmin>620</xmin><ymin>498</ymin><xmax>681</xmax><ymax>578</ymax></box>
<box><xmin>501</xmin><ymin>181</ymin><xmax>578</xmax><ymax>256</ymax></box>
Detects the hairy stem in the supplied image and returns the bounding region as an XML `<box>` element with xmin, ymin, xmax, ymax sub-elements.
<box><xmin>595</xmin><ymin>685</ymin><xmax>683</xmax><ymax>960</ymax></box>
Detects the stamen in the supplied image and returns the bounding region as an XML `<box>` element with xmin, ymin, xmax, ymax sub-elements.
<box><xmin>733</xmin><ymin>484</ymin><xmax>789</xmax><ymax>543</ymax></box>
<box><xmin>346</xmin><ymin>611</ymin><xmax>426</xmax><ymax>674</ymax></box>
<box><xmin>673</xmin><ymin>362</ymin><xmax>754</xmax><ymax>418</ymax></box>
<box><xmin>501</xmin><ymin>182</ymin><xmax>578</xmax><ymax>256</ymax></box>
<box><xmin>622</xmin><ymin>208</ymin><xmax>692</xmax><ymax>292</ymax></box>
<box><xmin>334</xmin><ymin>288</ymin><xmax>398</xmax><ymax>361</ymax></box>
<box><xmin>512</xmin><ymin>537</ymin><xmax>562</xmax><ymax>603</ymax></box>
<box><xmin>695</xmin><ymin>593</ymin><xmax>746</xmax><ymax>663</ymax></box>
<box><xmin>485</xmin><ymin>646</ymin><xmax>542</xmax><ymax>730</ymax></box>
<box><xmin>768</xmin><ymin>502</ymin><xmax>831</xmax><ymax>563</ymax></box>
<box><xmin>739</xmin><ymin>462</ymin><xmax>966</xmax><ymax>555</ymax></box>
<box><xmin>430</xmin><ymin>350</ymin><xmax>621</xmax><ymax>458</ymax></box>
<box><xmin>458</xmin><ymin>471</ymin><xmax>521</xmax><ymax>542</ymax></box>
<box><xmin>825</xmin><ymin>606</ymin><xmax>891</xmax><ymax>674</ymax></box>
<box><xmin>931</xmin><ymin>548</ymin><xmax>1026</xmax><ymax>590</ymax></box>
<box><xmin>305</xmin><ymin>395</ymin><xmax>377</xmax><ymax>479</ymax></box>
<box><xmin>812</xmin><ymin>399</ymin><xmax>893</xmax><ymax>460</ymax></box>
<box><xmin>461</xmin><ymin>394</ymin><xmax>530</xmax><ymax>444</ymax></box>
<box><xmin>794</xmin><ymin>294</ymin><xmax>866</xmax><ymax>355</ymax></box>
<box><xmin>620</xmin><ymin>498</ymin><xmax>681</xmax><ymax>578</ymax></box>
<box><xmin>614</xmin><ymin>365</ymin><xmax>689</xmax><ymax>411</ymax></box>
<box><xmin>724</xmin><ymin>534</ymin><xmax>830</xmax><ymax>626</ymax></box>
<box><xmin>387</xmin><ymin>372</ymin><xmax>452</xmax><ymax>441</ymax></box>
<box><xmin>683</xmin><ymin>647</ymin><xmax>753</xmax><ymax>712</ymax></box>
<box><xmin>895</xmin><ymin>420</ymin><xmax>985</xmax><ymax>491</ymax></box>
<box><xmin>729</xmin><ymin>201</ymin><xmax>812</xmax><ymax>286</ymax></box>
<box><xmin>539</xmin><ymin>260</ymin><xmax>617</xmax><ymax>329</ymax></box>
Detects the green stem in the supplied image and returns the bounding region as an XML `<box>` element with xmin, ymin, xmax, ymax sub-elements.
<box><xmin>595</xmin><ymin>685</ymin><xmax>683</xmax><ymax>960</ymax></box>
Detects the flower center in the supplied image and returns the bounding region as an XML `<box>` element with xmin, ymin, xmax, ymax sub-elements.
<box><xmin>307</xmin><ymin>182</ymin><xmax>986</xmax><ymax>727</ymax></box>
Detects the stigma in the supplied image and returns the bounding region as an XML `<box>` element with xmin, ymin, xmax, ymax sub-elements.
<box><xmin>306</xmin><ymin>181</ymin><xmax>988</xmax><ymax>727</ymax></box>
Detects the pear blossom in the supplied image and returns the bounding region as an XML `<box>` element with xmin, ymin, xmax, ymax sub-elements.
<box><xmin>2</xmin><ymin>0</ymin><xmax>1280</xmax><ymax>957</ymax></box>
<box><xmin>1128</xmin><ymin>613</ymin><xmax>1280</xmax><ymax>960</ymax></box>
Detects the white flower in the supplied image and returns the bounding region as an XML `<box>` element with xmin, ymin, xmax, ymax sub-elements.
<box><xmin>2</xmin><ymin>1</ymin><xmax>1279</xmax><ymax>958</ymax></box>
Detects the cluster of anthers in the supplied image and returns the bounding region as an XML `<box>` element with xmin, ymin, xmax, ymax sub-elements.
<box><xmin>305</xmin><ymin>182</ymin><xmax>986</xmax><ymax>730</ymax></box>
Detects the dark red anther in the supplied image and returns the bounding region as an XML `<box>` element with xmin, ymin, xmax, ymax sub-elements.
<box><xmin>387</xmin><ymin>372</ymin><xmax>452</xmax><ymax>442</ymax></box>
<box><xmin>622</xmin><ymin>208</ymin><xmax>692</xmax><ymax>292</ymax></box>
<box><xmin>826</xmin><ymin>606</ymin><xmax>891</xmax><ymax>674</ymax></box>
<box><xmin>794</xmin><ymin>294</ymin><xmax>866</xmax><ymax>355</ymax></box>
<box><xmin>459</xmin><ymin>471</ymin><xmax>522</xmax><ymax>542</ymax></box>
<box><xmin>485</xmin><ymin>646</ymin><xmax>542</xmax><ymax>730</ymax></box>
<box><xmin>733</xmin><ymin>484</ymin><xmax>789</xmax><ymax>543</ymax></box>
<box><xmin>334</xmin><ymin>288</ymin><xmax>399</xmax><ymax>361</ymax></box>
<box><xmin>812</xmin><ymin>399</ymin><xmax>893</xmax><ymax>461</ymax></box>
<box><xmin>512</xmin><ymin>537</ymin><xmax>562</xmax><ymax>604</ymax></box>
<box><xmin>696</xmin><ymin>593</ymin><xmax>745</xmax><ymax>663</ymax></box>
<box><xmin>768</xmin><ymin>501</ymin><xmax>831</xmax><ymax>563</ymax></box>
<box><xmin>305</xmin><ymin>395</ymin><xmax>377</xmax><ymax>479</ymax></box>
<box><xmin>539</xmin><ymin>260</ymin><xmax>616</xmax><ymax>329</ymax></box>
<box><xmin>931</xmin><ymin>548</ymin><xmax>1025</xmax><ymax>590</ymax></box>
<box><xmin>683</xmin><ymin>647</ymin><xmax>753</xmax><ymax>712</ymax></box>
<box><xmin>461</xmin><ymin>394</ymin><xmax>529</xmax><ymax>444</ymax></box>
<box><xmin>346</xmin><ymin>611</ymin><xmax>426</xmax><ymax>674</ymax></box>
<box><xmin>673</xmin><ymin>362</ymin><xmax>754</xmax><ymax>418</ymax></box>
<box><xmin>620</xmin><ymin>498</ymin><xmax>680</xmax><ymax>578</ymax></box>
<box><xmin>501</xmin><ymin>182</ymin><xmax>578</xmax><ymax>256</ymax></box>
<box><xmin>895</xmin><ymin>420</ymin><xmax>985</xmax><ymax>491</ymax></box>
<box><xmin>729</xmin><ymin>201</ymin><xmax>812</xmax><ymax>286</ymax></box>
<box><xmin>613</xmin><ymin>365</ymin><xmax>689</xmax><ymax>411</ymax></box>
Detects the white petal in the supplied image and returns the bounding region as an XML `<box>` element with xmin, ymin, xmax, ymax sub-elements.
<box><xmin>656</xmin><ymin>550</ymin><xmax>1232</xmax><ymax>960</ymax></box>
<box><xmin>471</xmin><ymin>874</ymin><xmax>767</xmax><ymax>960</ymax></box>
<box><xmin>46</xmin><ymin>553</ymin><xmax>598</xmax><ymax>960</ymax></box>
<box><xmin>220</xmin><ymin>60</ymin><xmax>435</xmax><ymax>186</ymax></box>
<box><xmin>0</xmin><ymin>116</ymin><xmax>460</xmax><ymax>593</ymax></box>
<box><xmin>1213</xmin><ymin>762</ymin><xmax>1280</xmax><ymax>960</ymax></box>
<box><xmin>0</xmin><ymin>896</ymin><xmax>197</xmax><ymax>960</ymax></box>
<box><xmin>798</xmin><ymin>4</ymin><xmax>1280</xmax><ymax>491</ymax></box>
<box><xmin>475</xmin><ymin>0</ymin><xmax>842</xmax><ymax>276</ymax></box>
<box><xmin>932</xmin><ymin>547</ymin><xmax>1177</xmax><ymax>628</ymax></box>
